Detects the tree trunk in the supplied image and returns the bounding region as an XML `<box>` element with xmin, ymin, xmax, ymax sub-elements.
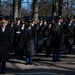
<box><xmin>52</xmin><ymin>0</ymin><xmax>59</xmax><ymax>16</ymax></box>
<box><xmin>32</xmin><ymin>0</ymin><xmax>39</xmax><ymax>22</ymax></box>
<box><xmin>52</xmin><ymin>0</ymin><xmax>56</xmax><ymax>16</ymax></box>
<box><xmin>18</xmin><ymin>0</ymin><xmax>21</xmax><ymax>18</ymax></box>
<box><xmin>13</xmin><ymin>0</ymin><xmax>19</xmax><ymax>22</ymax></box>
<box><xmin>58</xmin><ymin>0</ymin><xmax>63</xmax><ymax>16</ymax></box>
<box><xmin>0</xmin><ymin>0</ymin><xmax>1</xmax><ymax>15</ymax></box>
<box><xmin>55</xmin><ymin>0</ymin><xmax>59</xmax><ymax>16</ymax></box>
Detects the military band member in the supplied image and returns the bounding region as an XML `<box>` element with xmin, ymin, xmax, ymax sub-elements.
<box><xmin>51</xmin><ymin>17</ymin><xmax>64</xmax><ymax>62</ymax></box>
<box><xmin>14</xmin><ymin>18</ymin><xmax>22</xmax><ymax>57</ymax></box>
<box><xmin>25</xmin><ymin>20</ymin><xmax>34</xmax><ymax>65</ymax></box>
<box><xmin>18</xmin><ymin>22</ymin><xmax>26</xmax><ymax>59</ymax></box>
<box><xmin>8</xmin><ymin>20</ymin><xmax>15</xmax><ymax>53</ymax></box>
<box><xmin>37</xmin><ymin>19</ymin><xmax>44</xmax><ymax>53</ymax></box>
<box><xmin>64</xmin><ymin>17</ymin><xmax>75</xmax><ymax>54</ymax></box>
<box><xmin>0</xmin><ymin>18</ymin><xmax>12</xmax><ymax>74</ymax></box>
<box><xmin>42</xmin><ymin>20</ymin><xmax>48</xmax><ymax>51</ymax></box>
<box><xmin>43</xmin><ymin>21</ymin><xmax>52</xmax><ymax>57</ymax></box>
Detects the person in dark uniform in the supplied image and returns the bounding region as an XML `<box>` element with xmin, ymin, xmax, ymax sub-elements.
<box><xmin>19</xmin><ymin>22</ymin><xmax>26</xmax><ymax>59</ymax></box>
<box><xmin>0</xmin><ymin>18</ymin><xmax>12</xmax><ymax>74</ymax></box>
<box><xmin>7</xmin><ymin>20</ymin><xmax>15</xmax><ymax>53</ymax></box>
<box><xmin>31</xmin><ymin>20</ymin><xmax>36</xmax><ymax>49</ymax></box>
<box><xmin>51</xmin><ymin>17</ymin><xmax>64</xmax><ymax>62</ymax></box>
<box><xmin>42</xmin><ymin>20</ymin><xmax>48</xmax><ymax>51</ymax></box>
<box><xmin>25</xmin><ymin>20</ymin><xmax>34</xmax><ymax>65</ymax></box>
<box><xmin>31</xmin><ymin>20</ymin><xmax>40</xmax><ymax>53</ymax></box>
<box><xmin>37</xmin><ymin>19</ymin><xmax>44</xmax><ymax>53</ymax></box>
<box><xmin>64</xmin><ymin>17</ymin><xmax>75</xmax><ymax>54</ymax></box>
<box><xmin>43</xmin><ymin>22</ymin><xmax>52</xmax><ymax>57</ymax></box>
<box><xmin>14</xmin><ymin>18</ymin><xmax>22</xmax><ymax>57</ymax></box>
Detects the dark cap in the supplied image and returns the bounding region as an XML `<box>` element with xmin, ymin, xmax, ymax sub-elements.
<box><xmin>0</xmin><ymin>18</ymin><xmax>7</xmax><ymax>23</ymax></box>
<box><xmin>16</xmin><ymin>18</ymin><xmax>21</xmax><ymax>21</ymax></box>
<box><xmin>58</xmin><ymin>15</ymin><xmax>63</xmax><ymax>20</ymax></box>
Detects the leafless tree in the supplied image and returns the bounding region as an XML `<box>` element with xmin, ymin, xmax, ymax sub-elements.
<box><xmin>1</xmin><ymin>0</ymin><xmax>75</xmax><ymax>20</ymax></box>
<box><xmin>0</xmin><ymin>0</ymin><xmax>1</xmax><ymax>15</ymax></box>
<box><xmin>18</xmin><ymin>0</ymin><xmax>22</xmax><ymax>18</ymax></box>
<box><xmin>13</xmin><ymin>0</ymin><xmax>19</xmax><ymax>21</ymax></box>
<box><xmin>1</xmin><ymin>0</ymin><xmax>13</xmax><ymax>16</ymax></box>
<box><xmin>32</xmin><ymin>0</ymin><xmax>40</xmax><ymax>21</ymax></box>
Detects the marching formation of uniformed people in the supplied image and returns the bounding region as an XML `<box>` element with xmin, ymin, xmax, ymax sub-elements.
<box><xmin>0</xmin><ymin>14</ymin><xmax>75</xmax><ymax>74</ymax></box>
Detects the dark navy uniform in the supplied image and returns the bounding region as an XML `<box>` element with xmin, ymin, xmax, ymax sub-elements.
<box><xmin>43</xmin><ymin>23</ymin><xmax>52</xmax><ymax>56</ymax></box>
<box><xmin>25</xmin><ymin>26</ymin><xmax>34</xmax><ymax>65</ymax></box>
<box><xmin>51</xmin><ymin>20</ymin><xmax>64</xmax><ymax>62</ymax></box>
<box><xmin>0</xmin><ymin>26</ymin><xmax>12</xmax><ymax>74</ymax></box>
<box><xmin>14</xmin><ymin>23</ymin><xmax>22</xmax><ymax>57</ymax></box>
<box><xmin>37</xmin><ymin>22</ymin><xmax>44</xmax><ymax>53</ymax></box>
<box><xmin>64</xmin><ymin>20</ymin><xmax>75</xmax><ymax>54</ymax></box>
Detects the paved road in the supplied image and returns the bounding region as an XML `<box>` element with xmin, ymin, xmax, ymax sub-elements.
<box><xmin>1</xmin><ymin>52</ymin><xmax>75</xmax><ymax>75</ymax></box>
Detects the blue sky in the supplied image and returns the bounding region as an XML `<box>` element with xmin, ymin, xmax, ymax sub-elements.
<box><xmin>2</xmin><ymin>0</ymin><xmax>32</xmax><ymax>10</ymax></box>
<box><xmin>22</xmin><ymin>0</ymin><xmax>32</xmax><ymax>9</ymax></box>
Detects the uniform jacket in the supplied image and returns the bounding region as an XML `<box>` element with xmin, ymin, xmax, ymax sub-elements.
<box><xmin>51</xmin><ymin>22</ymin><xmax>64</xmax><ymax>50</ymax></box>
<box><xmin>26</xmin><ymin>26</ymin><xmax>34</xmax><ymax>56</ymax></box>
<box><xmin>0</xmin><ymin>26</ymin><xmax>12</xmax><ymax>62</ymax></box>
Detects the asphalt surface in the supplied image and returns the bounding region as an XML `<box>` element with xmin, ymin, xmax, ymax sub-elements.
<box><xmin>1</xmin><ymin>50</ymin><xmax>75</xmax><ymax>75</ymax></box>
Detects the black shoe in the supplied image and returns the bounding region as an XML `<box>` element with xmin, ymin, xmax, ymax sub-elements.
<box><xmin>29</xmin><ymin>63</ymin><xmax>32</xmax><ymax>65</ymax></box>
<box><xmin>52</xmin><ymin>60</ymin><xmax>57</xmax><ymax>62</ymax></box>
<box><xmin>26</xmin><ymin>63</ymin><xmax>29</xmax><ymax>65</ymax></box>
<box><xmin>57</xmin><ymin>59</ymin><xmax>61</xmax><ymax>61</ymax></box>
<box><xmin>1</xmin><ymin>68</ymin><xmax>6</xmax><ymax>74</ymax></box>
<box><xmin>0</xmin><ymin>71</ymin><xmax>1</xmax><ymax>74</ymax></box>
<box><xmin>46</xmin><ymin>55</ymin><xmax>50</xmax><ymax>57</ymax></box>
<box><xmin>1</xmin><ymin>71</ymin><xmax>6</xmax><ymax>74</ymax></box>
